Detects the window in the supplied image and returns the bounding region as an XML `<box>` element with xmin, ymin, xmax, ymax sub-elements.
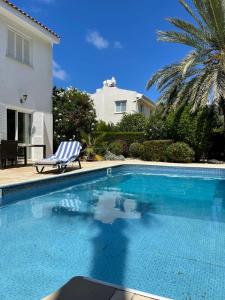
<box><xmin>7</xmin><ymin>29</ymin><xmax>31</xmax><ymax>65</ymax></box>
<box><xmin>115</xmin><ymin>100</ymin><xmax>127</xmax><ymax>113</ymax></box>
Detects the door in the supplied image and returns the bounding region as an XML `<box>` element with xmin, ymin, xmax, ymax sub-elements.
<box><xmin>18</xmin><ymin>112</ymin><xmax>32</xmax><ymax>158</ymax></box>
<box><xmin>18</xmin><ymin>112</ymin><xmax>31</xmax><ymax>144</ymax></box>
<box><xmin>7</xmin><ymin>109</ymin><xmax>16</xmax><ymax>140</ymax></box>
<box><xmin>6</xmin><ymin>110</ymin><xmax>32</xmax><ymax>158</ymax></box>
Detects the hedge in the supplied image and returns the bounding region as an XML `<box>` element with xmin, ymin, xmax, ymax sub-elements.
<box><xmin>141</xmin><ymin>140</ymin><xmax>173</xmax><ymax>161</ymax></box>
<box><xmin>95</xmin><ymin>132</ymin><xmax>145</xmax><ymax>145</ymax></box>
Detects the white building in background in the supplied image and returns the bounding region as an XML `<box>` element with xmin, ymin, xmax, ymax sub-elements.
<box><xmin>0</xmin><ymin>0</ymin><xmax>60</xmax><ymax>159</ymax></box>
<box><xmin>91</xmin><ymin>77</ymin><xmax>155</xmax><ymax>124</ymax></box>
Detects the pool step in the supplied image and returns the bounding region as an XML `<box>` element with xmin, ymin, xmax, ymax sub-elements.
<box><xmin>42</xmin><ymin>276</ymin><xmax>171</xmax><ymax>300</ymax></box>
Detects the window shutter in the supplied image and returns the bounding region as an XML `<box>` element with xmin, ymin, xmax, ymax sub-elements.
<box><xmin>23</xmin><ymin>39</ymin><xmax>30</xmax><ymax>65</ymax></box>
<box><xmin>7</xmin><ymin>30</ymin><xmax>15</xmax><ymax>58</ymax></box>
<box><xmin>16</xmin><ymin>34</ymin><xmax>23</xmax><ymax>62</ymax></box>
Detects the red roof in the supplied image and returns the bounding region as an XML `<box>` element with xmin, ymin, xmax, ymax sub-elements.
<box><xmin>2</xmin><ymin>0</ymin><xmax>60</xmax><ymax>39</ymax></box>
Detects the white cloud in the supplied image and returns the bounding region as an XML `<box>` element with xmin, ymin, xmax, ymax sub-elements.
<box><xmin>53</xmin><ymin>61</ymin><xmax>67</xmax><ymax>81</ymax></box>
<box><xmin>114</xmin><ymin>41</ymin><xmax>123</xmax><ymax>49</ymax></box>
<box><xmin>86</xmin><ymin>31</ymin><xmax>109</xmax><ymax>49</ymax></box>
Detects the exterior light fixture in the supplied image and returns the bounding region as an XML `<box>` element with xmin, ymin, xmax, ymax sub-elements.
<box><xmin>20</xmin><ymin>94</ymin><xmax>28</xmax><ymax>103</ymax></box>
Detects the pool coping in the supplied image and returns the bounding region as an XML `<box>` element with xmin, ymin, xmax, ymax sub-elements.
<box><xmin>1</xmin><ymin>160</ymin><xmax>225</xmax><ymax>190</ymax></box>
<box><xmin>0</xmin><ymin>163</ymin><xmax>122</xmax><ymax>190</ymax></box>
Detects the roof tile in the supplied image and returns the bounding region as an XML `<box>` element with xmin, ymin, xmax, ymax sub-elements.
<box><xmin>2</xmin><ymin>0</ymin><xmax>60</xmax><ymax>39</ymax></box>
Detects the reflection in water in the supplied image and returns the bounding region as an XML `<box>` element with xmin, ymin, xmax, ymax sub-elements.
<box><xmin>51</xmin><ymin>190</ymin><xmax>153</xmax><ymax>224</ymax></box>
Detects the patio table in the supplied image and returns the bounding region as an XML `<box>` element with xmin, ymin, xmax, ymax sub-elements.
<box><xmin>18</xmin><ymin>144</ymin><xmax>46</xmax><ymax>165</ymax></box>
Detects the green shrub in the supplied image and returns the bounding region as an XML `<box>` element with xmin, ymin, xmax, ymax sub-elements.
<box><xmin>166</xmin><ymin>142</ymin><xmax>195</xmax><ymax>163</ymax></box>
<box><xmin>141</xmin><ymin>140</ymin><xmax>173</xmax><ymax>161</ymax></box>
<box><xmin>129</xmin><ymin>142</ymin><xmax>143</xmax><ymax>158</ymax></box>
<box><xmin>95</xmin><ymin>132</ymin><xmax>145</xmax><ymax>145</ymax></box>
<box><xmin>94</xmin><ymin>142</ymin><xmax>108</xmax><ymax>155</ymax></box>
<box><xmin>108</xmin><ymin>142</ymin><xmax>124</xmax><ymax>156</ymax></box>
<box><xmin>116</xmin><ymin>140</ymin><xmax>129</xmax><ymax>156</ymax></box>
<box><xmin>117</xmin><ymin>113</ymin><xmax>146</xmax><ymax>132</ymax></box>
<box><xmin>207</xmin><ymin>130</ymin><xmax>225</xmax><ymax>160</ymax></box>
<box><xmin>95</xmin><ymin>120</ymin><xmax>117</xmax><ymax>132</ymax></box>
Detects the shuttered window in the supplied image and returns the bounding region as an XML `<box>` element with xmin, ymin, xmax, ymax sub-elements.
<box><xmin>7</xmin><ymin>29</ymin><xmax>31</xmax><ymax>65</ymax></box>
<box><xmin>23</xmin><ymin>39</ymin><xmax>30</xmax><ymax>65</ymax></box>
<box><xmin>16</xmin><ymin>34</ymin><xmax>23</xmax><ymax>62</ymax></box>
<box><xmin>7</xmin><ymin>29</ymin><xmax>15</xmax><ymax>58</ymax></box>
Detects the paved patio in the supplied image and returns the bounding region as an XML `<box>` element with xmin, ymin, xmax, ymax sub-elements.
<box><xmin>1</xmin><ymin>159</ymin><xmax>225</xmax><ymax>186</ymax></box>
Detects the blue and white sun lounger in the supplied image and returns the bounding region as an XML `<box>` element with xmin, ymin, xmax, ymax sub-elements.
<box><xmin>34</xmin><ymin>141</ymin><xmax>82</xmax><ymax>173</ymax></box>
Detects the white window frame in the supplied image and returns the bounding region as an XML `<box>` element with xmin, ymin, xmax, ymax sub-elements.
<box><xmin>115</xmin><ymin>100</ymin><xmax>127</xmax><ymax>114</ymax></box>
<box><xmin>6</xmin><ymin>27</ymin><xmax>32</xmax><ymax>66</ymax></box>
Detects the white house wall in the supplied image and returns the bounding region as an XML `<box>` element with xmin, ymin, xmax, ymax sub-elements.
<box><xmin>0</xmin><ymin>12</ymin><xmax>54</xmax><ymax>159</ymax></box>
<box><xmin>92</xmin><ymin>86</ymin><xmax>153</xmax><ymax>124</ymax></box>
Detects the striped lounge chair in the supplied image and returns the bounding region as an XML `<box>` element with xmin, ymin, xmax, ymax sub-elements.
<box><xmin>34</xmin><ymin>141</ymin><xmax>82</xmax><ymax>173</ymax></box>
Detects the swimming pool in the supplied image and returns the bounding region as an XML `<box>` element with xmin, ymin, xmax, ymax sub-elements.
<box><xmin>1</xmin><ymin>165</ymin><xmax>225</xmax><ymax>300</ymax></box>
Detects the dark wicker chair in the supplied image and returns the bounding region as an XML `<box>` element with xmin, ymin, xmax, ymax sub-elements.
<box><xmin>1</xmin><ymin>140</ymin><xmax>18</xmax><ymax>168</ymax></box>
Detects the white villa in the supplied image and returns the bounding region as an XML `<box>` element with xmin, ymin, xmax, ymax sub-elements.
<box><xmin>0</xmin><ymin>0</ymin><xmax>60</xmax><ymax>159</ymax></box>
<box><xmin>91</xmin><ymin>77</ymin><xmax>155</xmax><ymax>124</ymax></box>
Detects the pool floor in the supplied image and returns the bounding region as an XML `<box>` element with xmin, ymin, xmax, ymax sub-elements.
<box><xmin>1</xmin><ymin>167</ymin><xmax>225</xmax><ymax>299</ymax></box>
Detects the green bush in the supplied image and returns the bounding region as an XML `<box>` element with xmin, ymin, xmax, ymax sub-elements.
<box><xmin>207</xmin><ymin>130</ymin><xmax>225</xmax><ymax>160</ymax></box>
<box><xmin>117</xmin><ymin>113</ymin><xmax>146</xmax><ymax>132</ymax></box>
<box><xmin>116</xmin><ymin>140</ymin><xmax>129</xmax><ymax>156</ymax></box>
<box><xmin>166</xmin><ymin>142</ymin><xmax>195</xmax><ymax>163</ymax></box>
<box><xmin>141</xmin><ymin>140</ymin><xmax>173</xmax><ymax>161</ymax></box>
<box><xmin>129</xmin><ymin>142</ymin><xmax>143</xmax><ymax>158</ymax></box>
<box><xmin>108</xmin><ymin>142</ymin><xmax>124</xmax><ymax>156</ymax></box>
<box><xmin>95</xmin><ymin>120</ymin><xmax>117</xmax><ymax>132</ymax></box>
<box><xmin>94</xmin><ymin>142</ymin><xmax>108</xmax><ymax>155</ymax></box>
<box><xmin>95</xmin><ymin>132</ymin><xmax>145</xmax><ymax>145</ymax></box>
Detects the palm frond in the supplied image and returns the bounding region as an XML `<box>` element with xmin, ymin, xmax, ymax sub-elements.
<box><xmin>193</xmin><ymin>0</ymin><xmax>225</xmax><ymax>48</ymax></box>
<box><xmin>158</xmin><ymin>30</ymin><xmax>206</xmax><ymax>49</ymax></box>
<box><xmin>179</xmin><ymin>0</ymin><xmax>205</xmax><ymax>29</ymax></box>
<box><xmin>166</xmin><ymin>17</ymin><xmax>211</xmax><ymax>45</ymax></box>
<box><xmin>147</xmin><ymin>0</ymin><xmax>225</xmax><ymax>116</ymax></box>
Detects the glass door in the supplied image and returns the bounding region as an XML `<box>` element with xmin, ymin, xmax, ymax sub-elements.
<box><xmin>18</xmin><ymin>112</ymin><xmax>31</xmax><ymax>144</ymax></box>
<box><xmin>7</xmin><ymin>109</ymin><xmax>16</xmax><ymax>140</ymax></box>
<box><xmin>18</xmin><ymin>112</ymin><xmax>32</xmax><ymax>159</ymax></box>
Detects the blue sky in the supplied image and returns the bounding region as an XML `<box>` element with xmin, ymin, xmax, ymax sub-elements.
<box><xmin>13</xmin><ymin>0</ymin><xmax>191</xmax><ymax>101</ymax></box>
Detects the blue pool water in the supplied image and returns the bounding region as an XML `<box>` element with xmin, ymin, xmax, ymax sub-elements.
<box><xmin>1</xmin><ymin>165</ymin><xmax>225</xmax><ymax>299</ymax></box>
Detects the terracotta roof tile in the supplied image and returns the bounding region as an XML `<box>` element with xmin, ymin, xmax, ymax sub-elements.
<box><xmin>2</xmin><ymin>0</ymin><xmax>60</xmax><ymax>39</ymax></box>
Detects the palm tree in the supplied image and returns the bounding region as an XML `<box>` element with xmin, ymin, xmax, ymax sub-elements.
<box><xmin>147</xmin><ymin>0</ymin><xmax>225</xmax><ymax>127</ymax></box>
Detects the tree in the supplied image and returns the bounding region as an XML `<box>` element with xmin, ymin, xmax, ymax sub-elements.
<box><xmin>147</xmin><ymin>0</ymin><xmax>225</xmax><ymax>131</ymax></box>
<box><xmin>117</xmin><ymin>113</ymin><xmax>146</xmax><ymax>132</ymax></box>
<box><xmin>165</xmin><ymin>104</ymin><xmax>221</xmax><ymax>160</ymax></box>
<box><xmin>145</xmin><ymin>109</ymin><xmax>168</xmax><ymax>140</ymax></box>
<box><xmin>53</xmin><ymin>87</ymin><xmax>96</xmax><ymax>148</ymax></box>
